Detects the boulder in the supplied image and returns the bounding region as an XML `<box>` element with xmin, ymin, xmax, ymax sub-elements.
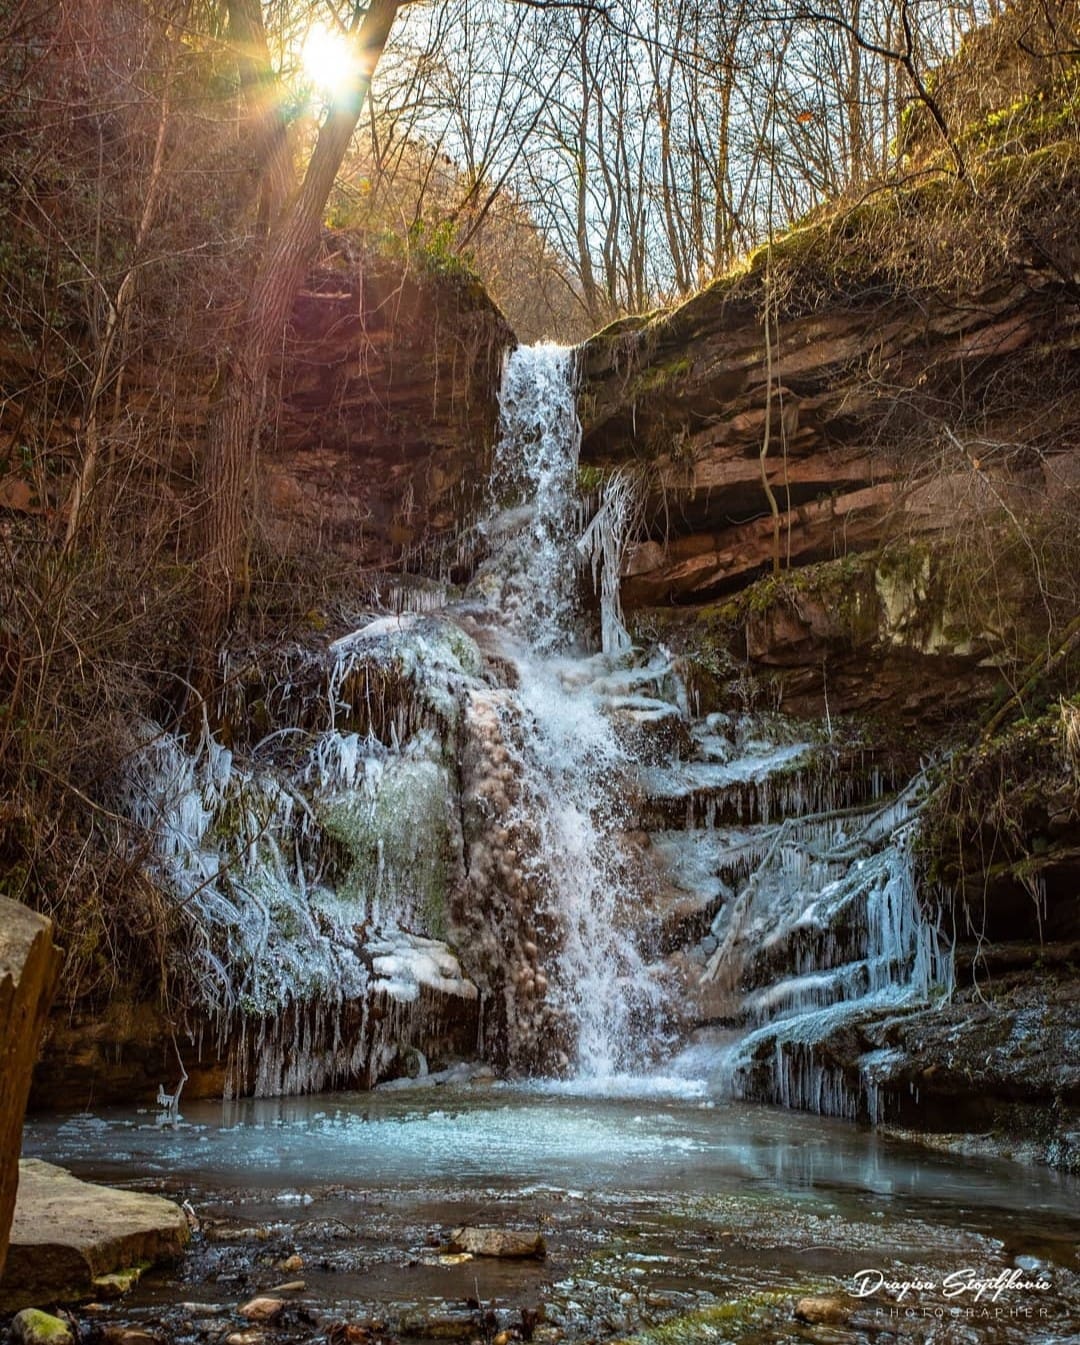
<box><xmin>0</xmin><ymin>897</ymin><xmax>63</xmax><ymax>1277</ymax></box>
<box><xmin>10</xmin><ymin>1309</ymin><xmax>74</xmax><ymax>1345</ymax></box>
<box><xmin>446</xmin><ymin>1225</ymin><xmax>546</xmax><ymax>1259</ymax></box>
<box><xmin>0</xmin><ymin>1160</ymin><xmax>189</xmax><ymax>1311</ymax></box>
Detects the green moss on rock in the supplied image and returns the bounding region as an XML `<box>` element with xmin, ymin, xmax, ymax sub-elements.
<box><xmin>11</xmin><ymin>1311</ymin><xmax>75</xmax><ymax>1345</ymax></box>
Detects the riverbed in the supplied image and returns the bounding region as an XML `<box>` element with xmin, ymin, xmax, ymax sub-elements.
<box><xmin>21</xmin><ymin>1082</ymin><xmax>1080</xmax><ymax>1344</ymax></box>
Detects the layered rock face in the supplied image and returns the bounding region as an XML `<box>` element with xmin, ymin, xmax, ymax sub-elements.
<box><xmin>0</xmin><ymin>900</ymin><xmax>62</xmax><ymax>1276</ymax></box>
<box><xmin>577</xmin><ymin>224</ymin><xmax>1078</xmax><ymax>613</ymax></box>
<box><xmin>263</xmin><ymin>242</ymin><xmax>513</xmax><ymax>573</ymax></box>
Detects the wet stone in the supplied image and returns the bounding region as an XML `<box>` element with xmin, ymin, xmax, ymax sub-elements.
<box><xmin>446</xmin><ymin>1226</ymin><xmax>546</xmax><ymax>1259</ymax></box>
<box><xmin>91</xmin><ymin>1266</ymin><xmax>144</xmax><ymax>1299</ymax></box>
<box><xmin>239</xmin><ymin>1296</ymin><xmax>285</xmax><ymax>1322</ymax></box>
<box><xmin>10</xmin><ymin>1310</ymin><xmax>75</xmax><ymax>1345</ymax></box>
<box><xmin>795</xmin><ymin>1295</ymin><xmax>851</xmax><ymax>1325</ymax></box>
<box><xmin>396</xmin><ymin>1307</ymin><xmax>476</xmax><ymax>1338</ymax></box>
<box><xmin>101</xmin><ymin>1329</ymin><xmax>161</xmax><ymax>1345</ymax></box>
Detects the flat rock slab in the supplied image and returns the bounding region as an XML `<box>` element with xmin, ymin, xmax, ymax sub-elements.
<box><xmin>446</xmin><ymin>1226</ymin><xmax>546</xmax><ymax>1259</ymax></box>
<box><xmin>0</xmin><ymin>1160</ymin><xmax>189</xmax><ymax>1311</ymax></box>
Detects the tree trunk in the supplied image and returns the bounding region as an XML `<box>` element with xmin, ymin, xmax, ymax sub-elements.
<box><xmin>227</xmin><ymin>0</ymin><xmax>296</xmax><ymax>227</ymax></box>
<box><xmin>198</xmin><ymin>0</ymin><xmax>403</xmax><ymax>655</ymax></box>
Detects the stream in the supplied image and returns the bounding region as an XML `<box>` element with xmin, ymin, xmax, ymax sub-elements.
<box><xmin>21</xmin><ymin>1086</ymin><xmax>1080</xmax><ymax>1344</ymax></box>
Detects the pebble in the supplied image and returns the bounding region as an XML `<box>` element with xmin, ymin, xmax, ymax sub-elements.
<box><xmin>794</xmin><ymin>1295</ymin><xmax>851</xmax><ymax>1326</ymax></box>
<box><xmin>239</xmin><ymin>1297</ymin><xmax>285</xmax><ymax>1322</ymax></box>
<box><xmin>276</xmin><ymin>1254</ymin><xmax>304</xmax><ymax>1272</ymax></box>
<box><xmin>225</xmin><ymin>1332</ymin><xmax>265</xmax><ymax>1345</ymax></box>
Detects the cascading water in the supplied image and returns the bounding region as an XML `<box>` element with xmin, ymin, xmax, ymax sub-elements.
<box><xmin>463</xmin><ymin>344</ymin><xmax>671</xmax><ymax>1079</ymax></box>
<box><xmin>472</xmin><ymin>343</ymin><xmax>582</xmax><ymax>651</ymax></box>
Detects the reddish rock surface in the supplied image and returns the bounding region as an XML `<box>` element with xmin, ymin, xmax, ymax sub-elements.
<box><xmin>578</xmin><ymin>262</ymin><xmax>1079</xmax><ymax>604</ymax></box>
<box><xmin>0</xmin><ymin>899</ymin><xmax>62</xmax><ymax>1278</ymax></box>
<box><xmin>264</xmin><ymin>242</ymin><xmax>513</xmax><ymax>573</ymax></box>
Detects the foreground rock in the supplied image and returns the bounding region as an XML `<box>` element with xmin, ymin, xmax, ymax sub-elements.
<box><xmin>0</xmin><ymin>898</ymin><xmax>63</xmax><ymax>1277</ymax></box>
<box><xmin>0</xmin><ymin>1160</ymin><xmax>189</xmax><ymax>1311</ymax></box>
<box><xmin>446</xmin><ymin>1226</ymin><xmax>546</xmax><ymax>1259</ymax></box>
<box><xmin>10</xmin><ymin>1309</ymin><xmax>74</xmax><ymax>1345</ymax></box>
<box><xmin>239</xmin><ymin>1297</ymin><xmax>285</xmax><ymax>1322</ymax></box>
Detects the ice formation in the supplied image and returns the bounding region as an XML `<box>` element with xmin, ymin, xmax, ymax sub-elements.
<box><xmin>117</xmin><ymin>342</ymin><xmax>953</xmax><ymax>1115</ymax></box>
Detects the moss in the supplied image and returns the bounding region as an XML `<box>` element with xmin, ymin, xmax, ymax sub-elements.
<box><xmin>320</xmin><ymin>749</ymin><xmax>454</xmax><ymax>939</ymax></box>
<box><xmin>736</xmin><ymin>553</ymin><xmax>879</xmax><ymax>648</ymax></box>
<box><xmin>961</xmin><ymin>70</ymin><xmax>1080</xmax><ymax>154</ymax></box>
<box><xmin>627</xmin><ymin>355</ymin><xmax>693</xmax><ymax>396</ymax></box>
<box><xmin>91</xmin><ymin>1263</ymin><xmax>147</xmax><ymax>1297</ymax></box>
<box><xmin>10</xmin><ymin>1311</ymin><xmax>74</xmax><ymax>1343</ymax></box>
<box><xmin>577</xmin><ymin>463</ymin><xmax>607</xmax><ymax>494</ymax></box>
<box><xmin>609</xmin><ymin>1289</ymin><xmax>802</xmax><ymax>1343</ymax></box>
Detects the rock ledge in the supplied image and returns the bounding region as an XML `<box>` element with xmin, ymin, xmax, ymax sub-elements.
<box><xmin>0</xmin><ymin>1160</ymin><xmax>189</xmax><ymax>1311</ymax></box>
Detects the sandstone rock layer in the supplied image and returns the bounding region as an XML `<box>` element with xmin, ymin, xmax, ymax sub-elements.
<box><xmin>0</xmin><ymin>898</ymin><xmax>62</xmax><ymax>1278</ymax></box>
<box><xmin>0</xmin><ymin>1160</ymin><xmax>189</xmax><ymax>1311</ymax></box>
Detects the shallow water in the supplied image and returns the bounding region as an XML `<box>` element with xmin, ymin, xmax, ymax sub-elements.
<box><xmin>21</xmin><ymin>1086</ymin><xmax>1080</xmax><ymax>1344</ymax></box>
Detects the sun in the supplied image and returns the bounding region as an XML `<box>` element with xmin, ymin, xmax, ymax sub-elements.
<box><xmin>302</xmin><ymin>21</ymin><xmax>358</xmax><ymax>101</ymax></box>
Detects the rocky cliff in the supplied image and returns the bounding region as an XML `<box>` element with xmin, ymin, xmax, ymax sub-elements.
<box><xmin>263</xmin><ymin>239</ymin><xmax>513</xmax><ymax>576</ymax></box>
<box><xmin>571</xmin><ymin>64</ymin><xmax>1080</xmax><ymax>1168</ymax></box>
<box><xmin>21</xmin><ymin>242</ymin><xmax>513</xmax><ymax>1111</ymax></box>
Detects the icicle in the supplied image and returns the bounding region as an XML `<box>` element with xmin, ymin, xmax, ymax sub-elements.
<box><xmin>575</xmin><ymin>469</ymin><xmax>637</xmax><ymax>655</ymax></box>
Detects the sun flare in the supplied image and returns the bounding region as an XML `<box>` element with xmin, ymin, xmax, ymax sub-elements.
<box><xmin>302</xmin><ymin>21</ymin><xmax>358</xmax><ymax>101</ymax></box>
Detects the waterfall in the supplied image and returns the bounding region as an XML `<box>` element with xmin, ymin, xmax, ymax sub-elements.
<box><xmin>113</xmin><ymin>339</ymin><xmax>952</xmax><ymax>1113</ymax></box>
<box><xmin>464</xmin><ymin>345</ymin><xmax>671</xmax><ymax>1079</ymax></box>
<box><xmin>475</xmin><ymin>343</ymin><xmax>583</xmax><ymax>651</ymax></box>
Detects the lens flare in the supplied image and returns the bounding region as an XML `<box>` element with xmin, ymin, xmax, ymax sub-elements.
<box><xmin>302</xmin><ymin>21</ymin><xmax>358</xmax><ymax>101</ymax></box>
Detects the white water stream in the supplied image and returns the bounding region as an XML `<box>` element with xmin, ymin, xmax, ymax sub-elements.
<box><xmin>468</xmin><ymin>344</ymin><xmax>669</xmax><ymax>1076</ymax></box>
